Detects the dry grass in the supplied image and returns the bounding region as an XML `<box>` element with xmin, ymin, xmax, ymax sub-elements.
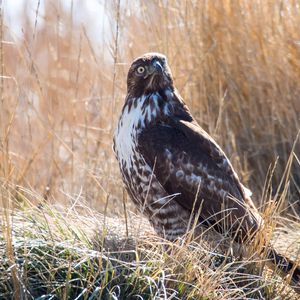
<box><xmin>1</xmin><ymin>0</ymin><xmax>299</xmax><ymax>210</ymax></box>
<box><xmin>0</xmin><ymin>0</ymin><xmax>300</xmax><ymax>298</ymax></box>
<box><xmin>1</xmin><ymin>185</ymin><xmax>299</xmax><ymax>299</ymax></box>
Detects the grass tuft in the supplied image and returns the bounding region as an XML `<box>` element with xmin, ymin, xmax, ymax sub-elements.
<box><xmin>1</xmin><ymin>186</ymin><xmax>299</xmax><ymax>299</ymax></box>
<box><xmin>0</xmin><ymin>1</ymin><xmax>300</xmax><ymax>298</ymax></box>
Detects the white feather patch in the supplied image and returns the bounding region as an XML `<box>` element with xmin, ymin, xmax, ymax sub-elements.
<box><xmin>242</xmin><ymin>183</ymin><xmax>253</xmax><ymax>198</ymax></box>
<box><xmin>114</xmin><ymin>96</ymin><xmax>146</xmax><ymax>171</ymax></box>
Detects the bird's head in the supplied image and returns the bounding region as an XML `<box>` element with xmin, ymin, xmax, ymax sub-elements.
<box><xmin>127</xmin><ymin>53</ymin><xmax>174</xmax><ymax>98</ymax></box>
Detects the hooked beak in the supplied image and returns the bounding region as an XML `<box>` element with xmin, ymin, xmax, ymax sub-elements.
<box><xmin>148</xmin><ymin>60</ymin><xmax>163</xmax><ymax>75</ymax></box>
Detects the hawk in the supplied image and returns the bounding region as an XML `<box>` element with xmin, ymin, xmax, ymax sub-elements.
<box><xmin>113</xmin><ymin>52</ymin><xmax>300</xmax><ymax>289</ymax></box>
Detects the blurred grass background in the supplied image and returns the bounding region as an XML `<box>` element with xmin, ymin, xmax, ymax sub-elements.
<box><xmin>1</xmin><ymin>0</ymin><xmax>300</xmax><ymax>214</ymax></box>
<box><xmin>1</xmin><ymin>1</ymin><xmax>300</xmax><ymax>299</ymax></box>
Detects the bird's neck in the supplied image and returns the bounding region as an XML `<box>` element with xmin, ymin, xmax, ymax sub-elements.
<box><xmin>123</xmin><ymin>88</ymin><xmax>193</xmax><ymax>128</ymax></box>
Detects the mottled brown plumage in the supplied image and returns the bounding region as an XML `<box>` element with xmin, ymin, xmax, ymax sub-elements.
<box><xmin>113</xmin><ymin>52</ymin><xmax>300</xmax><ymax>291</ymax></box>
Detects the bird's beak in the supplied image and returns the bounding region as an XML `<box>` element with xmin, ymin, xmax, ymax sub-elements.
<box><xmin>148</xmin><ymin>60</ymin><xmax>163</xmax><ymax>75</ymax></box>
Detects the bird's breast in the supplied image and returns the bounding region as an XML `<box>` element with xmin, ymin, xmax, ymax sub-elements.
<box><xmin>113</xmin><ymin>93</ymin><xmax>167</xmax><ymax>170</ymax></box>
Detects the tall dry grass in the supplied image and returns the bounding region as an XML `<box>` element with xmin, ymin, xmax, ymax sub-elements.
<box><xmin>1</xmin><ymin>185</ymin><xmax>300</xmax><ymax>299</ymax></box>
<box><xmin>1</xmin><ymin>0</ymin><xmax>299</xmax><ymax>215</ymax></box>
<box><xmin>0</xmin><ymin>1</ymin><xmax>300</xmax><ymax>298</ymax></box>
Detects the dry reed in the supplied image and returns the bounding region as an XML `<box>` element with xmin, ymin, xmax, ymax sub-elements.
<box><xmin>0</xmin><ymin>1</ymin><xmax>300</xmax><ymax>298</ymax></box>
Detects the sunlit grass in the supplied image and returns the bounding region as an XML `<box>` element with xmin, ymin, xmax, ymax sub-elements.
<box><xmin>0</xmin><ymin>0</ymin><xmax>300</xmax><ymax>298</ymax></box>
<box><xmin>1</xmin><ymin>0</ymin><xmax>299</xmax><ymax>210</ymax></box>
<box><xmin>1</xmin><ymin>182</ymin><xmax>299</xmax><ymax>299</ymax></box>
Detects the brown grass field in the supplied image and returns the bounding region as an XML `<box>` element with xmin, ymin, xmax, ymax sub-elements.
<box><xmin>1</xmin><ymin>1</ymin><xmax>300</xmax><ymax>299</ymax></box>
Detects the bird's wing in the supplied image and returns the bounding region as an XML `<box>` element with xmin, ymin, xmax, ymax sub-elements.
<box><xmin>137</xmin><ymin>119</ymin><xmax>260</xmax><ymax>240</ymax></box>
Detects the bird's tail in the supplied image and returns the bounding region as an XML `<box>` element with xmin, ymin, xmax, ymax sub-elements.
<box><xmin>267</xmin><ymin>247</ymin><xmax>300</xmax><ymax>293</ymax></box>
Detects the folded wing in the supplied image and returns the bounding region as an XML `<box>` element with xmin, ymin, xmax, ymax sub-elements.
<box><xmin>138</xmin><ymin>119</ymin><xmax>261</xmax><ymax>241</ymax></box>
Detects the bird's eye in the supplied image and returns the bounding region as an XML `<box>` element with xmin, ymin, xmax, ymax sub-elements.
<box><xmin>137</xmin><ymin>66</ymin><xmax>145</xmax><ymax>74</ymax></box>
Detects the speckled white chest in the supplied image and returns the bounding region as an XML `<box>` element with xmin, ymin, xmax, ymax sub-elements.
<box><xmin>113</xmin><ymin>94</ymin><xmax>160</xmax><ymax>205</ymax></box>
<box><xmin>113</xmin><ymin>92</ymin><xmax>191</xmax><ymax>240</ymax></box>
<box><xmin>114</xmin><ymin>95</ymin><xmax>146</xmax><ymax>170</ymax></box>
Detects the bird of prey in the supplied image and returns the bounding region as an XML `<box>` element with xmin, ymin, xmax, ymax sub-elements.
<box><xmin>113</xmin><ymin>52</ymin><xmax>300</xmax><ymax>289</ymax></box>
